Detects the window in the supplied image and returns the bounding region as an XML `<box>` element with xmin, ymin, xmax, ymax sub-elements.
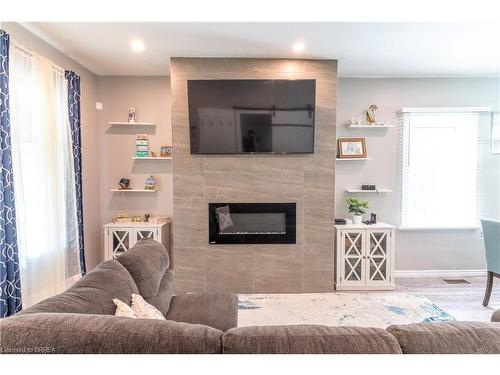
<box><xmin>400</xmin><ymin>108</ymin><xmax>489</xmax><ymax>229</ymax></box>
<box><xmin>9</xmin><ymin>42</ymin><xmax>80</xmax><ymax>307</ymax></box>
<box><xmin>493</xmin><ymin>112</ymin><xmax>500</xmax><ymax>154</ymax></box>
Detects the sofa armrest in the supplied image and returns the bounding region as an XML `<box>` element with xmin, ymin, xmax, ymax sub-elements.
<box><xmin>166</xmin><ymin>293</ymin><xmax>238</xmax><ymax>332</ymax></box>
<box><xmin>0</xmin><ymin>312</ymin><xmax>222</xmax><ymax>354</ymax></box>
<box><xmin>387</xmin><ymin>321</ymin><xmax>500</xmax><ymax>354</ymax></box>
<box><xmin>492</xmin><ymin>309</ymin><xmax>500</xmax><ymax>322</ymax></box>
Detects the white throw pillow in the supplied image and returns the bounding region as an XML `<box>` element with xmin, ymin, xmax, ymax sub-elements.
<box><xmin>131</xmin><ymin>293</ymin><xmax>166</xmax><ymax>320</ymax></box>
<box><xmin>113</xmin><ymin>298</ymin><xmax>137</xmax><ymax>319</ymax></box>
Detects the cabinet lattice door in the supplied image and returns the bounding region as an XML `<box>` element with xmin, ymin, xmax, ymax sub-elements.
<box><xmin>335</xmin><ymin>224</ymin><xmax>395</xmax><ymax>290</ymax></box>
<box><xmin>367</xmin><ymin>231</ymin><xmax>390</xmax><ymax>283</ymax></box>
<box><xmin>111</xmin><ymin>230</ymin><xmax>130</xmax><ymax>258</ymax></box>
<box><xmin>135</xmin><ymin>229</ymin><xmax>157</xmax><ymax>242</ymax></box>
<box><xmin>341</xmin><ymin>230</ymin><xmax>365</xmax><ymax>285</ymax></box>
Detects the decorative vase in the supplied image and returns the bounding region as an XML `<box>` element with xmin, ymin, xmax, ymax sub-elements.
<box><xmin>352</xmin><ymin>214</ymin><xmax>363</xmax><ymax>224</ymax></box>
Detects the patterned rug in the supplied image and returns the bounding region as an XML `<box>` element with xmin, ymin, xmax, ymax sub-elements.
<box><xmin>238</xmin><ymin>292</ymin><xmax>454</xmax><ymax>328</ymax></box>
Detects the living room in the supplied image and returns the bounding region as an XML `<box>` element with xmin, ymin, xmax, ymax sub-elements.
<box><xmin>1</xmin><ymin>0</ymin><xmax>500</xmax><ymax>372</ymax></box>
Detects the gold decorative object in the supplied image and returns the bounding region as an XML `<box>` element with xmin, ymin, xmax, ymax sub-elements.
<box><xmin>366</xmin><ymin>104</ymin><xmax>378</xmax><ymax>124</ymax></box>
<box><xmin>112</xmin><ymin>213</ymin><xmax>129</xmax><ymax>223</ymax></box>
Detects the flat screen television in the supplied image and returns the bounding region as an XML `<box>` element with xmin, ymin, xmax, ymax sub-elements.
<box><xmin>187</xmin><ymin>79</ymin><xmax>316</xmax><ymax>154</ymax></box>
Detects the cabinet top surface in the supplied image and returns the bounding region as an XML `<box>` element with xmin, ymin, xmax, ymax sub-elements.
<box><xmin>335</xmin><ymin>222</ymin><xmax>395</xmax><ymax>230</ymax></box>
<box><xmin>104</xmin><ymin>221</ymin><xmax>169</xmax><ymax>228</ymax></box>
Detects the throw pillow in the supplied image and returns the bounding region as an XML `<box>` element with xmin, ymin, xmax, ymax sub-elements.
<box><xmin>215</xmin><ymin>205</ymin><xmax>234</xmax><ymax>231</ymax></box>
<box><xmin>113</xmin><ymin>298</ymin><xmax>137</xmax><ymax>319</ymax></box>
<box><xmin>131</xmin><ymin>293</ymin><xmax>166</xmax><ymax>320</ymax></box>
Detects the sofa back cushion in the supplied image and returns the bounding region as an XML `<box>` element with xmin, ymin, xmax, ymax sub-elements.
<box><xmin>387</xmin><ymin>321</ymin><xmax>500</xmax><ymax>354</ymax></box>
<box><xmin>492</xmin><ymin>309</ymin><xmax>500</xmax><ymax>322</ymax></box>
<box><xmin>223</xmin><ymin>325</ymin><xmax>402</xmax><ymax>354</ymax></box>
<box><xmin>116</xmin><ymin>239</ymin><xmax>173</xmax><ymax>315</ymax></box>
<box><xmin>18</xmin><ymin>260</ymin><xmax>139</xmax><ymax>316</ymax></box>
<box><xmin>2</xmin><ymin>312</ymin><xmax>223</xmax><ymax>354</ymax></box>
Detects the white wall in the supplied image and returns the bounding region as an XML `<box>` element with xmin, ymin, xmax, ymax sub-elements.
<box><xmin>97</xmin><ymin>76</ymin><xmax>172</xmax><ymax>241</ymax></box>
<box><xmin>336</xmin><ymin>77</ymin><xmax>500</xmax><ymax>271</ymax></box>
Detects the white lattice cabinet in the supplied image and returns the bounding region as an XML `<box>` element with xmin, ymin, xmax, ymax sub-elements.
<box><xmin>335</xmin><ymin>223</ymin><xmax>395</xmax><ymax>290</ymax></box>
<box><xmin>103</xmin><ymin>222</ymin><xmax>170</xmax><ymax>260</ymax></box>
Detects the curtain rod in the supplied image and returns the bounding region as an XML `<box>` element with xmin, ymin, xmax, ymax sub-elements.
<box><xmin>10</xmin><ymin>39</ymin><xmax>66</xmax><ymax>74</ymax></box>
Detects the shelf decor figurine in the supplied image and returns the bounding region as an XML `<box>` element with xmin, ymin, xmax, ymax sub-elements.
<box><xmin>128</xmin><ymin>107</ymin><xmax>136</xmax><ymax>123</ymax></box>
<box><xmin>366</xmin><ymin>104</ymin><xmax>378</xmax><ymax>124</ymax></box>
<box><xmin>160</xmin><ymin>145</ymin><xmax>172</xmax><ymax>158</ymax></box>
<box><xmin>118</xmin><ymin>178</ymin><xmax>131</xmax><ymax>190</ymax></box>
<box><xmin>350</xmin><ymin>117</ymin><xmax>361</xmax><ymax>126</ymax></box>
<box><xmin>144</xmin><ymin>175</ymin><xmax>156</xmax><ymax>190</ymax></box>
<box><xmin>346</xmin><ymin>197</ymin><xmax>370</xmax><ymax>224</ymax></box>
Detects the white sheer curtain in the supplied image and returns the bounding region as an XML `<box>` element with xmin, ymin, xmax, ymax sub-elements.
<box><xmin>9</xmin><ymin>42</ymin><xmax>80</xmax><ymax>307</ymax></box>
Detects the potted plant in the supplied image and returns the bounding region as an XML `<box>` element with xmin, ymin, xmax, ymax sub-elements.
<box><xmin>346</xmin><ymin>197</ymin><xmax>369</xmax><ymax>224</ymax></box>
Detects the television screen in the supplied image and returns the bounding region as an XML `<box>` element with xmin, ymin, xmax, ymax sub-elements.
<box><xmin>187</xmin><ymin>79</ymin><xmax>316</xmax><ymax>154</ymax></box>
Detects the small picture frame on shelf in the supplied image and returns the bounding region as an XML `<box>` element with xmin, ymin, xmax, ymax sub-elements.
<box><xmin>160</xmin><ymin>145</ymin><xmax>172</xmax><ymax>158</ymax></box>
<box><xmin>338</xmin><ymin>138</ymin><xmax>367</xmax><ymax>158</ymax></box>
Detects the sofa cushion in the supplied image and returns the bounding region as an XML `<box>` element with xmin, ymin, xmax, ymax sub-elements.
<box><xmin>1</xmin><ymin>313</ymin><xmax>223</xmax><ymax>354</ymax></box>
<box><xmin>387</xmin><ymin>321</ymin><xmax>500</xmax><ymax>354</ymax></box>
<box><xmin>17</xmin><ymin>260</ymin><xmax>139</xmax><ymax>316</ymax></box>
<box><xmin>492</xmin><ymin>309</ymin><xmax>500</xmax><ymax>322</ymax></box>
<box><xmin>116</xmin><ymin>239</ymin><xmax>173</xmax><ymax>315</ymax></box>
<box><xmin>222</xmin><ymin>325</ymin><xmax>402</xmax><ymax>354</ymax></box>
<box><xmin>166</xmin><ymin>293</ymin><xmax>238</xmax><ymax>332</ymax></box>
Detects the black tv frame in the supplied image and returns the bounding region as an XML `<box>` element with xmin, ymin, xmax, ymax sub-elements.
<box><xmin>187</xmin><ymin>79</ymin><xmax>316</xmax><ymax>155</ymax></box>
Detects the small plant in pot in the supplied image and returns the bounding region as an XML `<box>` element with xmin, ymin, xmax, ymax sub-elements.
<box><xmin>346</xmin><ymin>197</ymin><xmax>369</xmax><ymax>224</ymax></box>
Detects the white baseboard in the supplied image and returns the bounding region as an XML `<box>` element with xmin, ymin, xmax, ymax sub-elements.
<box><xmin>394</xmin><ymin>269</ymin><xmax>486</xmax><ymax>278</ymax></box>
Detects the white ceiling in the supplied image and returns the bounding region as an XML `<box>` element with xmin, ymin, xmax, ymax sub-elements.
<box><xmin>23</xmin><ymin>22</ymin><xmax>500</xmax><ymax>77</ymax></box>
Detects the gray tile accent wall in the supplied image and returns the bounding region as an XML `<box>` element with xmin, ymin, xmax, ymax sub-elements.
<box><xmin>171</xmin><ymin>58</ymin><xmax>337</xmax><ymax>293</ymax></box>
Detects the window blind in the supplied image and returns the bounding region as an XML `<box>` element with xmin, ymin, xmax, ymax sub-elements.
<box><xmin>400</xmin><ymin>108</ymin><xmax>491</xmax><ymax>229</ymax></box>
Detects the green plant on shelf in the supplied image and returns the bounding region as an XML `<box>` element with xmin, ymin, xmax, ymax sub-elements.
<box><xmin>346</xmin><ymin>197</ymin><xmax>369</xmax><ymax>215</ymax></box>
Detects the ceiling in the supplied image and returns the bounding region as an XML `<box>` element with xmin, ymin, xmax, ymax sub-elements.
<box><xmin>23</xmin><ymin>22</ymin><xmax>500</xmax><ymax>77</ymax></box>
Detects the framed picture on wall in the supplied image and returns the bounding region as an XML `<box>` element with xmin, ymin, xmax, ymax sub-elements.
<box><xmin>337</xmin><ymin>138</ymin><xmax>367</xmax><ymax>158</ymax></box>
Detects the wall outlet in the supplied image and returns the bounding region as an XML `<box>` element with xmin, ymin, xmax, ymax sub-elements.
<box><xmin>96</xmin><ymin>102</ymin><xmax>103</xmax><ymax>110</ymax></box>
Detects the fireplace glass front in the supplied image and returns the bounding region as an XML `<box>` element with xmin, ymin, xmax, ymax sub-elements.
<box><xmin>208</xmin><ymin>203</ymin><xmax>296</xmax><ymax>244</ymax></box>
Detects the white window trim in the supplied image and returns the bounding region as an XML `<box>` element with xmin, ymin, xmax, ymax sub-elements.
<box><xmin>398</xmin><ymin>226</ymin><xmax>481</xmax><ymax>231</ymax></box>
<box><xmin>400</xmin><ymin>107</ymin><xmax>490</xmax><ymax>114</ymax></box>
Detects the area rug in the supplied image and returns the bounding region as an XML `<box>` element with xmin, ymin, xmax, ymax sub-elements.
<box><xmin>238</xmin><ymin>292</ymin><xmax>454</xmax><ymax>328</ymax></box>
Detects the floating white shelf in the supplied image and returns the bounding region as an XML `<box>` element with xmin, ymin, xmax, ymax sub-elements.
<box><xmin>108</xmin><ymin>121</ymin><xmax>155</xmax><ymax>126</ymax></box>
<box><xmin>345</xmin><ymin>189</ymin><xmax>393</xmax><ymax>193</ymax></box>
<box><xmin>131</xmin><ymin>156</ymin><xmax>172</xmax><ymax>160</ymax></box>
<box><xmin>336</xmin><ymin>157</ymin><xmax>371</xmax><ymax>161</ymax></box>
<box><xmin>110</xmin><ymin>189</ymin><xmax>158</xmax><ymax>193</ymax></box>
<box><xmin>347</xmin><ymin>124</ymin><xmax>394</xmax><ymax>128</ymax></box>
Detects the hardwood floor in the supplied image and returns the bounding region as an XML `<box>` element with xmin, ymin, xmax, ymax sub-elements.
<box><xmin>396</xmin><ymin>276</ymin><xmax>500</xmax><ymax>322</ymax></box>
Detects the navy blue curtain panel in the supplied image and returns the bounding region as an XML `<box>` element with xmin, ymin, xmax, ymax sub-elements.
<box><xmin>0</xmin><ymin>29</ymin><xmax>22</xmax><ymax>317</ymax></box>
<box><xmin>65</xmin><ymin>70</ymin><xmax>86</xmax><ymax>275</ymax></box>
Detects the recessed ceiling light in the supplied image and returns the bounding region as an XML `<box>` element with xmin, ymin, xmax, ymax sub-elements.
<box><xmin>130</xmin><ymin>39</ymin><xmax>145</xmax><ymax>53</ymax></box>
<box><xmin>292</xmin><ymin>41</ymin><xmax>305</xmax><ymax>53</ymax></box>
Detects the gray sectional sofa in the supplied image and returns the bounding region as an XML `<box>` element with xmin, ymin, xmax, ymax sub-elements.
<box><xmin>1</xmin><ymin>239</ymin><xmax>499</xmax><ymax>354</ymax></box>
